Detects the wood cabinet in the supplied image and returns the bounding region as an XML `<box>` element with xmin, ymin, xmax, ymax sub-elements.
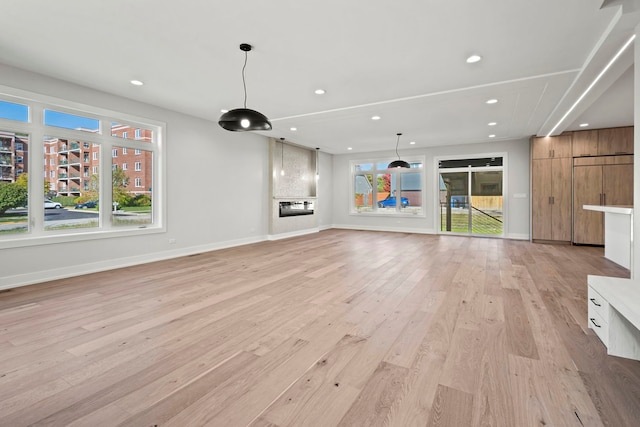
<box><xmin>572</xmin><ymin>127</ymin><xmax>633</xmax><ymax>156</ymax></box>
<box><xmin>531</xmin><ymin>135</ymin><xmax>573</xmax><ymax>242</ymax></box>
<box><xmin>573</xmin><ymin>156</ymin><xmax>633</xmax><ymax>245</ymax></box>
<box><xmin>598</xmin><ymin>127</ymin><xmax>633</xmax><ymax>155</ymax></box>
<box><xmin>532</xmin><ymin>157</ymin><xmax>572</xmax><ymax>241</ymax></box>
<box><xmin>531</xmin><ymin>135</ymin><xmax>572</xmax><ymax>159</ymax></box>
<box><xmin>572</xmin><ymin>130</ymin><xmax>598</xmax><ymax>157</ymax></box>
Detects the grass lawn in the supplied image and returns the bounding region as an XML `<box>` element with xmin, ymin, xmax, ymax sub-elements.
<box><xmin>441</xmin><ymin>211</ymin><xmax>503</xmax><ymax>235</ymax></box>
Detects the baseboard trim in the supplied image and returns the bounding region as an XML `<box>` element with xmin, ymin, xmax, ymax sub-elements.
<box><xmin>267</xmin><ymin>228</ymin><xmax>320</xmax><ymax>241</ymax></box>
<box><xmin>331</xmin><ymin>224</ymin><xmax>437</xmax><ymax>235</ymax></box>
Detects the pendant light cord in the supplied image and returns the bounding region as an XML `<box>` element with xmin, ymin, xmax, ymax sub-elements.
<box><xmin>242</xmin><ymin>50</ymin><xmax>248</xmax><ymax>108</ymax></box>
<box><xmin>395</xmin><ymin>133</ymin><xmax>401</xmax><ymax>160</ymax></box>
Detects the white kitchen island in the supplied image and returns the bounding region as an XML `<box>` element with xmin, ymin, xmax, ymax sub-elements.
<box><xmin>583</xmin><ymin>205</ymin><xmax>633</xmax><ymax>271</ymax></box>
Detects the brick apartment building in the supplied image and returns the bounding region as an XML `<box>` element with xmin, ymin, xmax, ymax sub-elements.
<box><xmin>1</xmin><ymin>126</ymin><xmax>151</xmax><ymax>198</ymax></box>
<box><xmin>0</xmin><ymin>131</ymin><xmax>28</xmax><ymax>183</ymax></box>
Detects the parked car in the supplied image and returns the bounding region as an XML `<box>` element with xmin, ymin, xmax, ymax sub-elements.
<box><xmin>75</xmin><ymin>200</ymin><xmax>98</xmax><ymax>209</ymax></box>
<box><xmin>378</xmin><ymin>195</ymin><xmax>409</xmax><ymax>208</ymax></box>
<box><xmin>44</xmin><ymin>199</ymin><xmax>62</xmax><ymax>209</ymax></box>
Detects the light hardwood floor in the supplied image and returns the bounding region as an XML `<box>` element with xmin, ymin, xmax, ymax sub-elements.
<box><xmin>1</xmin><ymin>230</ymin><xmax>639</xmax><ymax>426</ymax></box>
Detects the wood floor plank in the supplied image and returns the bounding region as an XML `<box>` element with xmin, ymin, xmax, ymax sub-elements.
<box><xmin>257</xmin><ymin>334</ymin><xmax>366</xmax><ymax>426</ymax></box>
<box><xmin>0</xmin><ymin>230</ymin><xmax>638</xmax><ymax>426</ymax></box>
<box><xmin>503</xmin><ymin>288</ymin><xmax>540</xmax><ymax>360</ymax></box>
<box><xmin>426</xmin><ymin>384</ymin><xmax>474</xmax><ymax>427</ymax></box>
<box><xmin>336</xmin><ymin>361</ymin><xmax>409</xmax><ymax>427</ymax></box>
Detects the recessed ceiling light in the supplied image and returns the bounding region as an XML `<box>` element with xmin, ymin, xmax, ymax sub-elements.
<box><xmin>488</xmin><ymin>122</ymin><xmax>497</xmax><ymax>126</ymax></box>
<box><xmin>130</xmin><ymin>80</ymin><xmax>144</xmax><ymax>86</ymax></box>
<box><xmin>371</xmin><ymin>115</ymin><xmax>381</xmax><ymax>120</ymax></box>
<box><xmin>409</xmin><ymin>141</ymin><xmax>416</xmax><ymax>145</ymax></box>
<box><xmin>579</xmin><ymin>123</ymin><xmax>589</xmax><ymax>127</ymax></box>
<box><xmin>466</xmin><ymin>55</ymin><xmax>482</xmax><ymax>63</ymax></box>
<box><xmin>486</xmin><ymin>99</ymin><xmax>498</xmax><ymax>104</ymax></box>
<box><xmin>347</xmin><ymin>147</ymin><xmax>353</xmax><ymax>150</ymax></box>
<box><xmin>314</xmin><ymin>89</ymin><xmax>326</xmax><ymax>95</ymax></box>
<box><xmin>489</xmin><ymin>134</ymin><xmax>496</xmax><ymax>138</ymax></box>
<box><xmin>220</xmin><ymin>109</ymin><xmax>229</xmax><ymax>113</ymax></box>
<box><xmin>290</xmin><ymin>127</ymin><xmax>297</xmax><ymax>131</ymax></box>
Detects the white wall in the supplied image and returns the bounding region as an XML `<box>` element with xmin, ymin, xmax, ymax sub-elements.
<box><xmin>0</xmin><ymin>64</ymin><xmax>273</xmax><ymax>288</ymax></box>
<box><xmin>330</xmin><ymin>138</ymin><xmax>531</xmax><ymax>239</ymax></box>
<box><xmin>317</xmin><ymin>151</ymin><xmax>334</xmax><ymax>229</ymax></box>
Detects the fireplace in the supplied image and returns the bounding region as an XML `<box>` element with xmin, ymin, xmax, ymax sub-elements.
<box><xmin>279</xmin><ymin>201</ymin><xmax>315</xmax><ymax>217</ymax></box>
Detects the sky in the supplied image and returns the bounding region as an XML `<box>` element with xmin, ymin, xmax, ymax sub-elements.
<box><xmin>1</xmin><ymin>99</ymin><xmax>99</xmax><ymax>130</ymax></box>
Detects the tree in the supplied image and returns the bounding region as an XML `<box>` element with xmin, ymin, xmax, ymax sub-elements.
<box><xmin>77</xmin><ymin>169</ymin><xmax>132</xmax><ymax>206</ymax></box>
<box><xmin>377</xmin><ymin>174</ymin><xmax>391</xmax><ymax>192</ymax></box>
<box><xmin>15</xmin><ymin>173</ymin><xmax>49</xmax><ymax>195</ymax></box>
<box><xmin>112</xmin><ymin>168</ymin><xmax>131</xmax><ymax>206</ymax></box>
<box><xmin>0</xmin><ymin>182</ymin><xmax>28</xmax><ymax>214</ymax></box>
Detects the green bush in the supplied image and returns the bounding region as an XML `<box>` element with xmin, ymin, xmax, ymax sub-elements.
<box><xmin>0</xmin><ymin>183</ymin><xmax>28</xmax><ymax>214</ymax></box>
<box><xmin>130</xmin><ymin>194</ymin><xmax>152</xmax><ymax>207</ymax></box>
<box><xmin>52</xmin><ymin>196</ymin><xmax>77</xmax><ymax>207</ymax></box>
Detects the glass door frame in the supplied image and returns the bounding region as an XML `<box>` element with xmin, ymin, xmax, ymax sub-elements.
<box><xmin>434</xmin><ymin>153</ymin><xmax>507</xmax><ymax>237</ymax></box>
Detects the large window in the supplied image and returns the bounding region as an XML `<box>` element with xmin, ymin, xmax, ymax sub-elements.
<box><xmin>0</xmin><ymin>90</ymin><xmax>165</xmax><ymax>248</ymax></box>
<box><xmin>351</xmin><ymin>158</ymin><xmax>424</xmax><ymax>215</ymax></box>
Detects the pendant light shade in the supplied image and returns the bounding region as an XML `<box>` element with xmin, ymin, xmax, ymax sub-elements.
<box><xmin>388</xmin><ymin>133</ymin><xmax>410</xmax><ymax>169</ymax></box>
<box><xmin>219</xmin><ymin>108</ymin><xmax>272</xmax><ymax>131</ymax></box>
<box><xmin>218</xmin><ymin>43</ymin><xmax>272</xmax><ymax>132</ymax></box>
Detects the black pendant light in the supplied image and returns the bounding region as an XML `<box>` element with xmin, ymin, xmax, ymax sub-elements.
<box><xmin>388</xmin><ymin>133</ymin><xmax>410</xmax><ymax>168</ymax></box>
<box><xmin>219</xmin><ymin>43</ymin><xmax>272</xmax><ymax>132</ymax></box>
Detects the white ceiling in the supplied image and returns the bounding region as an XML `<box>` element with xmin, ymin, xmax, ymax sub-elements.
<box><xmin>1</xmin><ymin>0</ymin><xmax>638</xmax><ymax>154</ymax></box>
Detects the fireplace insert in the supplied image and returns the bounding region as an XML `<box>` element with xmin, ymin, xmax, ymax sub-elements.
<box><xmin>279</xmin><ymin>201</ymin><xmax>314</xmax><ymax>217</ymax></box>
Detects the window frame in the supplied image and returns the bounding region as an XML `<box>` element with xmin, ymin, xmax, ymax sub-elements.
<box><xmin>0</xmin><ymin>86</ymin><xmax>166</xmax><ymax>249</ymax></box>
<box><xmin>350</xmin><ymin>156</ymin><xmax>426</xmax><ymax>217</ymax></box>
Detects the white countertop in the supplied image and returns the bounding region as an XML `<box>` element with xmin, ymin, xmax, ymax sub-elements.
<box><xmin>583</xmin><ymin>205</ymin><xmax>633</xmax><ymax>215</ymax></box>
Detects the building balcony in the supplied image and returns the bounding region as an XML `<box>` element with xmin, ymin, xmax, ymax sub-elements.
<box><xmin>0</xmin><ymin>147</ymin><xmax>12</xmax><ymax>153</ymax></box>
<box><xmin>59</xmin><ymin>143</ymin><xmax>80</xmax><ymax>153</ymax></box>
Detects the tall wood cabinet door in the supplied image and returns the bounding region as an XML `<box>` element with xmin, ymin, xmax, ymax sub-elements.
<box><xmin>603</xmin><ymin>164</ymin><xmax>633</xmax><ymax>206</ymax></box>
<box><xmin>551</xmin><ymin>158</ymin><xmax>572</xmax><ymax>241</ymax></box>
<box><xmin>551</xmin><ymin>134</ymin><xmax>573</xmax><ymax>158</ymax></box>
<box><xmin>573</xmin><ymin>165</ymin><xmax>604</xmax><ymax>245</ymax></box>
<box><xmin>572</xmin><ymin>130</ymin><xmax>598</xmax><ymax>157</ymax></box>
<box><xmin>532</xmin><ymin>159</ymin><xmax>552</xmax><ymax>240</ymax></box>
<box><xmin>532</xmin><ymin>137</ymin><xmax>552</xmax><ymax>160</ymax></box>
<box><xmin>598</xmin><ymin>127</ymin><xmax>633</xmax><ymax>155</ymax></box>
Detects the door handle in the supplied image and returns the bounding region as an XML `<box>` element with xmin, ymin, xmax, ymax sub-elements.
<box><xmin>590</xmin><ymin>318</ymin><xmax>601</xmax><ymax>328</ymax></box>
<box><xmin>599</xmin><ymin>193</ymin><xmax>603</xmax><ymax>205</ymax></box>
<box><xmin>603</xmin><ymin>193</ymin><xmax>606</xmax><ymax>205</ymax></box>
<box><xmin>551</xmin><ymin>196</ymin><xmax>554</xmax><ymax>204</ymax></box>
<box><xmin>589</xmin><ymin>298</ymin><xmax>601</xmax><ymax>307</ymax></box>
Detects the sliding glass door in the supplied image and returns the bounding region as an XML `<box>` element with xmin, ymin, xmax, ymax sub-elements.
<box><xmin>438</xmin><ymin>158</ymin><xmax>504</xmax><ymax>236</ymax></box>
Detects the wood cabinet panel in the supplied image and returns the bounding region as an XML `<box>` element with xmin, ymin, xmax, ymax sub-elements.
<box><xmin>573</xmin><ymin>155</ymin><xmax>633</xmax><ymax>166</ymax></box>
<box><xmin>551</xmin><ymin>158</ymin><xmax>572</xmax><ymax>241</ymax></box>
<box><xmin>531</xmin><ymin>135</ymin><xmax>572</xmax><ymax>159</ymax></box>
<box><xmin>532</xmin><ymin>137</ymin><xmax>551</xmax><ymax>160</ymax></box>
<box><xmin>573</xmin><ymin>165</ymin><xmax>604</xmax><ymax>245</ymax></box>
<box><xmin>532</xmin><ymin>158</ymin><xmax>571</xmax><ymax>241</ymax></box>
<box><xmin>598</xmin><ymin>127</ymin><xmax>633</xmax><ymax>155</ymax></box>
<box><xmin>572</xmin><ymin>130</ymin><xmax>598</xmax><ymax>157</ymax></box>
<box><xmin>532</xmin><ymin>159</ymin><xmax>552</xmax><ymax>240</ymax></box>
<box><xmin>603</xmin><ymin>164</ymin><xmax>633</xmax><ymax>206</ymax></box>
